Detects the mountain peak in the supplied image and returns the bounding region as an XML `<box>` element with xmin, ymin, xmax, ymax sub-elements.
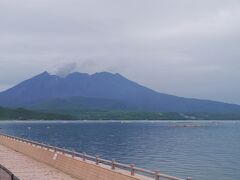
<box><xmin>37</xmin><ymin>71</ymin><xmax>125</xmax><ymax>80</ymax></box>
<box><xmin>28</xmin><ymin>71</ymin><xmax>53</xmax><ymax>81</ymax></box>
<box><xmin>92</xmin><ymin>72</ymin><xmax>126</xmax><ymax>80</ymax></box>
<box><xmin>66</xmin><ymin>72</ymin><xmax>90</xmax><ymax>78</ymax></box>
<box><xmin>93</xmin><ymin>71</ymin><xmax>114</xmax><ymax>76</ymax></box>
<box><xmin>39</xmin><ymin>71</ymin><xmax>50</xmax><ymax>76</ymax></box>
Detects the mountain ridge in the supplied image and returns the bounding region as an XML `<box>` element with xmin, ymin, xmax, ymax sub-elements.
<box><xmin>0</xmin><ymin>71</ymin><xmax>240</xmax><ymax>113</ymax></box>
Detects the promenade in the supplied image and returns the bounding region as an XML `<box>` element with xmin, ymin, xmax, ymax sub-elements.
<box><xmin>0</xmin><ymin>144</ymin><xmax>77</xmax><ymax>180</ymax></box>
<box><xmin>0</xmin><ymin>133</ymin><xmax>190</xmax><ymax>180</ymax></box>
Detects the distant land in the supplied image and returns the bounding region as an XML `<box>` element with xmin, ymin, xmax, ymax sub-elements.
<box><xmin>1</xmin><ymin>106</ymin><xmax>240</xmax><ymax>120</ymax></box>
<box><xmin>0</xmin><ymin>106</ymin><xmax>73</xmax><ymax>120</ymax></box>
<box><xmin>0</xmin><ymin>71</ymin><xmax>240</xmax><ymax>120</ymax></box>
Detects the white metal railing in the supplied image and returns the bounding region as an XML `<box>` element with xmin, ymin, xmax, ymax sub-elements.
<box><xmin>0</xmin><ymin>132</ymin><xmax>192</xmax><ymax>180</ymax></box>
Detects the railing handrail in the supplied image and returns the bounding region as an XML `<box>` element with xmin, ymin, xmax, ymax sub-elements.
<box><xmin>0</xmin><ymin>132</ymin><xmax>191</xmax><ymax>180</ymax></box>
<box><xmin>0</xmin><ymin>163</ymin><xmax>20</xmax><ymax>180</ymax></box>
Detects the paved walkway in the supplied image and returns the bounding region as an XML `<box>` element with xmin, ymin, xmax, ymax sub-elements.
<box><xmin>0</xmin><ymin>144</ymin><xmax>78</xmax><ymax>180</ymax></box>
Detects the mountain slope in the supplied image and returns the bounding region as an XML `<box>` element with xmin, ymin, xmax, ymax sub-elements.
<box><xmin>0</xmin><ymin>71</ymin><xmax>240</xmax><ymax>112</ymax></box>
<box><xmin>27</xmin><ymin>96</ymin><xmax>134</xmax><ymax>113</ymax></box>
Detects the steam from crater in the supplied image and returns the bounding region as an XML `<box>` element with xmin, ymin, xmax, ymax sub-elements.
<box><xmin>54</xmin><ymin>62</ymin><xmax>77</xmax><ymax>77</ymax></box>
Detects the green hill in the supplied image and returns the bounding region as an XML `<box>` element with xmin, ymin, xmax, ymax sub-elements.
<box><xmin>0</xmin><ymin>106</ymin><xmax>73</xmax><ymax>120</ymax></box>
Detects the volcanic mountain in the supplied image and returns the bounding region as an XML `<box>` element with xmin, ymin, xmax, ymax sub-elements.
<box><xmin>0</xmin><ymin>71</ymin><xmax>240</xmax><ymax>113</ymax></box>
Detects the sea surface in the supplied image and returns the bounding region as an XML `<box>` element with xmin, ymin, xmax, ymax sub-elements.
<box><xmin>0</xmin><ymin>120</ymin><xmax>239</xmax><ymax>180</ymax></box>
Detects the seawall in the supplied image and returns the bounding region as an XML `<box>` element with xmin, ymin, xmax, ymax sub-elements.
<box><xmin>0</xmin><ymin>133</ymin><xmax>190</xmax><ymax>180</ymax></box>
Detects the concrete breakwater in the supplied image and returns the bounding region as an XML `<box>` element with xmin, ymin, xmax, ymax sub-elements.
<box><xmin>0</xmin><ymin>133</ymin><xmax>191</xmax><ymax>180</ymax></box>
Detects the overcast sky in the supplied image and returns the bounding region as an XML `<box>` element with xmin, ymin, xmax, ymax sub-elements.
<box><xmin>0</xmin><ymin>0</ymin><xmax>240</xmax><ymax>104</ymax></box>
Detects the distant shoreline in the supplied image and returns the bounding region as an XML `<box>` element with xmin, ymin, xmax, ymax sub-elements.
<box><xmin>1</xmin><ymin>119</ymin><xmax>240</xmax><ymax>123</ymax></box>
<box><xmin>2</xmin><ymin>106</ymin><xmax>240</xmax><ymax>121</ymax></box>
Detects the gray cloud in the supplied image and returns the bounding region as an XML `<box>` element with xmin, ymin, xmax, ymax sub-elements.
<box><xmin>0</xmin><ymin>0</ymin><xmax>240</xmax><ymax>103</ymax></box>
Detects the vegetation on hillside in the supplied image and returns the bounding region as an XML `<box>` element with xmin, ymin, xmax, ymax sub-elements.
<box><xmin>1</xmin><ymin>106</ymin><xmax>240</xmax><ymax>120</ymax></box>
<box><xmin>0</xmin><ymin>106</ymin><xmax>73</xmax><ymax>120</ymax></box>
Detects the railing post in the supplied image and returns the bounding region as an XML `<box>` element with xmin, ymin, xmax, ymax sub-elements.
<box><xmin>71</xmin><ymin>151</ymin><xmax>75</xmax><ymax>158</ymax></box>
<box><xmin>155</xmin><ymin>170</ymin><xmax>160</xmax><ymax>180</ymax></box>
<box><xmin>130</xmin><ymin>164</ymin><xmax>135</xmax><ymax>176</ymax></box>
<box><xmin>96</xmin><ymin>155</ymin><xmax>100</xmax><ymax>165</ymax></box>
<box><xmin>11</xmin><ymin>174</ymin><xmax>14</xmax><ymax>180</ymax></box>
<box><xmin>111</xmin><ymin>159</ymin><xmax>116</xmax><ymax>170</ymax></box>
<box><xmin>82</xmin><ymin>152</ymin><xmax>86</xmax><ymax>161</ymax></box>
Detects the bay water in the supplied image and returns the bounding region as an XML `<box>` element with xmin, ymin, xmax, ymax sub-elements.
<box><xmin>0</xmin><ymin>120</ymin><xmax>239</xmax><ymax>180</ymax></box>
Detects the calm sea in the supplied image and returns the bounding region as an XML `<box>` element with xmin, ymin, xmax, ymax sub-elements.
<box><xmin>0</xmin><ymin>120</ymin><xmax>239</xmax><ymax>180</ymax></box>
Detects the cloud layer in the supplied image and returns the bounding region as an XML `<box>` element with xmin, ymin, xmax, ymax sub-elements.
<box><xmin>0</xmin><ymin>0</ymin><xmax>240</xmax><ymax>104</ymax></box>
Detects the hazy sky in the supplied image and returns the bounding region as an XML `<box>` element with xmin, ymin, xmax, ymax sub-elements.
<box><xmin>0</xmin><ymin>0</ymin><xmax>240</xmax><ymax>104</ymax></box>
